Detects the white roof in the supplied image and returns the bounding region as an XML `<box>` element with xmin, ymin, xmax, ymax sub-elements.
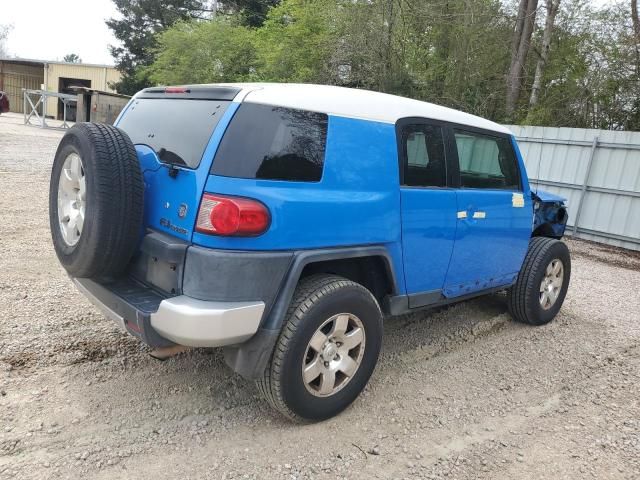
<box><xmin>221</xmin><ymin>83</ymin><xmax>510</xmax><ymax>135</ymax></box>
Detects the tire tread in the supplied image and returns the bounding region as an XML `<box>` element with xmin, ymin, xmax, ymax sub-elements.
<box><xmin>508</xmin><ymin>237</ymin><xmax>563</xmax><ymax>325</ymax></box>
<box><xmin>49</xmin><ymin>122</ymin><xmax>143</xmax><ymax>278</ymax></box>
<box><xmin>256</xmin><ymin>275</ymin><xmax>380</xmax><ymax>421</ymax></box>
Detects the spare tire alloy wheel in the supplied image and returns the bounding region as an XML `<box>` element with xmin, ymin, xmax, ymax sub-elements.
<box><xmin>57</xmin><ymin>153</ymin><xmax>86</xmax><ymax>246</ymax></box>
<box><xmin>49</xmin><ymin>123</ymin><xmax>144</xmax><ymax>279</ymax></box>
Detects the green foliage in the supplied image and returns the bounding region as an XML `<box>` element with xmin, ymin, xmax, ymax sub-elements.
<box><xmin>63</xmin><ymin>53</ymin><xmax>82</xmax><ymax>63</ymax></box>
<box><xmin>524</xmin><ymin>0</ymin><xmax>640</xmax><ymax>129</ymax></box>
<box><xmin>137</xmin><ymin>0</ymin><xmax>640</xmax><ymax>130</ymax></box>
<box><xmin>146</xmin><ymin>20</ymin><xmax>257</xmax><ymax>84</ymax></box>
<box><xmin>253</xmin><ymin>0</ymin><xmax>338</xmax><ymax>83</ymax></box>
<box><xmin>107</xmin><ymin>0</ymin><xmax>211</xmax><ymax>94</ymax></box>
<box><xmin>332</xmin><ymin>1</ymin><xmax>512</xmax><ymax>119</ymax></box>
<box><xmin>222</xmin><ymin>0</ymin><xmax>281</xmax><ymax>27</ymax></box>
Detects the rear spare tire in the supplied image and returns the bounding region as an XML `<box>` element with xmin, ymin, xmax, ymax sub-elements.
<box><xmin>49</xmin><ymin>123</ymin><xmax>143</xmax><ymax>279</ymax></box>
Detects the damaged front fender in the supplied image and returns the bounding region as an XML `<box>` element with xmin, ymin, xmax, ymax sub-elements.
<box><xmin>532</xmin><ymin>190</ymin><xmax>568</xmax><ymax>239</ymax></box>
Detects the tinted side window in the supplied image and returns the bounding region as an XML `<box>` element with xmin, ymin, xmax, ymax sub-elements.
<box><xmin>402</xmin><ymin>125</ymin><xmax>447</xmax><ymax>187</ymax></box>
<box><xmin>454</xmin><ymin>130</ymin><xmax>520</xmax><ymax>190</ymax></box>
<box><xmin>211</xmin><ymin>103</ymin><xmax>328</xmax><ymax>182</ymax></box>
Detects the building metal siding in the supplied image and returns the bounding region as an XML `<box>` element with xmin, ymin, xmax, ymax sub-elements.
<box><xmin>76</xmin><ymin>91</ymin><xmax>130</xmax><ymax>125</ymax></box>
<box><xmin>44</xmin><ymin>63</ymin><xmax>121</xmax><ymax>116</ymax></box>
<box><xmin>507</xmin><ymin>125</ymin><xmax>640</xmax><ymax>251</ymax></box>
<box><xmin>0</xmin><ymin>62</ymin><xmax>44</xmax><ymax>114</ymax></box>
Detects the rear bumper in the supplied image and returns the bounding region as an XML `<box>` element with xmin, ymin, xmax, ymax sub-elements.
<box><xmin>151</xmin><ymin>296</ymin><xmax>264</xmax><ymax>347</ymax></box>
<box><xmin>73</xmin><ymin>277</ymin><xmax>264</xmax><ymax>348</ymax></box>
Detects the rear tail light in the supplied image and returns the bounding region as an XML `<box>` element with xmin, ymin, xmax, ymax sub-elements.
<box><xmin>195</xmin><ymin>193</ymin><xmax>270</xmax><ymax>236</ymax></box>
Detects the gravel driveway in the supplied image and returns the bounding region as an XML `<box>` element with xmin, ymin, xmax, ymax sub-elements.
<box><xmin>1</xmin><ymin>113</ymin><xmax>639</xmax><ymax>479</ymax></box>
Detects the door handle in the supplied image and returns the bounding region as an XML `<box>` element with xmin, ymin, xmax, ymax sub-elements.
<box><xmin>457</xmin><ymin>211</ymin><xmax>486</xmax><ymax>219</ymax></box>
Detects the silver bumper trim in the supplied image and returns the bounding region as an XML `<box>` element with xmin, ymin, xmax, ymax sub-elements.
<box><xmin>150</xmin><ymin>296</ymin><xmax>265</xmax><ymax>348</ymax></box>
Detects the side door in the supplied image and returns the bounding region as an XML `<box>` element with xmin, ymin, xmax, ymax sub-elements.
<box><xmin>443</xmin><ymin>128</ymin><xmax>532</xmax><ymax>298</ymax></box>
<box><xmin>398</xmin><ymin>120</ymin><xmax>458</xmax><ymax>307</ymax></box>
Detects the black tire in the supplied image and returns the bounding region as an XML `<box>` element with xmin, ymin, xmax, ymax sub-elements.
<box><xmin>507</xmin><ymin>237</ymin><xmax>571</xmax><ymax>326</ymax></box>
<box><xmin>256</xmin><ymin>275</ymin><xmax>383</xmax><ymax>422</ymax></box>
<box><xmin>49</xmin><ymin>123</ymin><xmax>143</xmax><ymax>279</ymax></box>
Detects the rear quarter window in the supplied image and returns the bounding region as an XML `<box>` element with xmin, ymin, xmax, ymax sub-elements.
<box><xmin>211</xmin><ymin>103</ymin><xmax>328</xmax><ymax>182</ymax></box>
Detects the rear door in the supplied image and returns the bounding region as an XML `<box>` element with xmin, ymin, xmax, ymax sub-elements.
<box><xmin>115</xmin><ymin>87</ymin><xmax>239</xmax><ymax>241</ymax></box>
<box><xmin>398</xmin><ymin>120</ymin><xmax>458</xmax><ymax>306</ymax></box>
<box><xmin>443</xmin><ymin>128</ymin><xmax>532</xmax><ymax>298</ymax></box>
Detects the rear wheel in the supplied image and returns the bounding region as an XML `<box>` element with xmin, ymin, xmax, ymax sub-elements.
<box><xmin>508</xmin><ymin>237</ymin><xmax>571</xmax><ymax>325</ymax></box>
<box><xmin>256</xmin><ymin>275</ymin><xmax>383</xmax><ymax>422</ymax></box>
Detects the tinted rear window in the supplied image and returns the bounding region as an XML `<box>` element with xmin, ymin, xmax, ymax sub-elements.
<box><xmin>118</xmin><ymin>98</ymin><xmax>231</xmax><ymax>169</ymax></box>
<box><xmin>211</xmin><ymin>103</ymin><xmax>328</xmax><ymax>182</ymax></box>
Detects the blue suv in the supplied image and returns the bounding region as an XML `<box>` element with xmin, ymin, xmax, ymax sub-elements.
<box><xmin>49</xmin><ymin>84</ymin><xmax>570</xmax><ymax>421</ymax></box>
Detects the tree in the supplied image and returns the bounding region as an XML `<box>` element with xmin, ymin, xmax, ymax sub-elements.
<box><xmin>632</xmin><ymin>0</ymin><xmax>640</xmax><ymax>69</ymax></box>
<box><xmin>529</xmin><ymin>0</ymin><xmax>561</xmax><ymax>110</ymax></box>
<box><xmin>253</xmin><ymin>0</ymin><xmax>338</xmax><ymax>83</ymax></box>
<box><xmin>106</xmin><ymin>0</ymin><xmax>212</xmax><ymax>94</ymax></box>
<box><xmin>221</xmin><ymin>0</ymin><xmax>280</xmax><ymax>27</ymax></box>
<box><xmin>523</xmin><ymin>0</ymin><xmax>640</xmax><ymax>130</ymax></box>
<box><xmin>143</xmin><ymin>0</ymin><xmax>640</xmax><ymax>130</ymax></box>
<box><xmin>506</xmin><ymin>0</ymin><xmax>539</xmax><ymax>119</ymax></box>
<box><xmin>333</xmin><ymin>0</ymin><xmax>512</xmax><ymax>119</ymax></box>
<box><xmin>63</xmin><ymin>53</ymin><xmax>82</xmax><ymax>63</ymax></box>
<box><xmin>0</xmin><ymin>24</ymin><xmax>12</xmax><ymax>58</ymax></box>
<box><xmin>146</xmin><ymin>19</ymin><xmax>257</xmax><ymax>84</ymax></box>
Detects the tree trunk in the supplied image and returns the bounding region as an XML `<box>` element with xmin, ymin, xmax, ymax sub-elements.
<box><xmin>632</xmin><ymin>0</ymin><xmax>640</xmax><ymax>71</ymax></box>
<box><xmin>529</xmin><ymin>0</ymin><xmax>561</xmax><ymax>109</ymax></box>
<box><xmin>510</xmin><ymin>0</ymin><xmax>528</xmax><ymax>68</ymax></box>
<box><xmin>506</xmin><ymin>0</ymin><xmax>539</xmax><ymax>120</ymax></box>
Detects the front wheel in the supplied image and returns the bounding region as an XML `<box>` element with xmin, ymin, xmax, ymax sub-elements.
<box><xmin>508</xmin><ymin>237</ymin><xmax>571</xmax><ymax>326</ymax></box>
<box><xmin>256</xmin><ymin>275</ymin><xmax>383</xmax><ymax>422</ymax></box>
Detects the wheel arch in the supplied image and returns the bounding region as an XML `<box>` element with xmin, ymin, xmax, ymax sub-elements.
<box><xmin>223</xmin><ymin>246</ymin><xmax>399</xmax><ymax>379</ymax></box>
<box><xmin>264</xmin><ymin>246</ymin><xmax>399</xmax><ymax>331</ymax></box>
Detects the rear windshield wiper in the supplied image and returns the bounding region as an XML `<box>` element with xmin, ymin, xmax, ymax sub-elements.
<box><xmin>157</xmin><ymin>148</ymin><xmax>188</xmax><ymax>167</ymax></box>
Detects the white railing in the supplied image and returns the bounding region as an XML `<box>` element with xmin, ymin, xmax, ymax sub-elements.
<box><xmin>23</xmin><ymin>89</ymin><xmax>77</xmax><ymax>129</ymax></box>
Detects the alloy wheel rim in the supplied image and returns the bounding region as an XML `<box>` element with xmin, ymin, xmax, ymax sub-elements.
<box><xmin>302</xmin><ymin>313</ymin><xmax>366</xmax><ymax>397</ymax></box>
<box><xmin>539</xmin><ymin>258</ymin><xmax>564</xmax><ymax>310</ymax></box>
<box><xmin>57</xmin><ymin>153</ymin><xmax>86</xmax><ymax>246</ymax></box>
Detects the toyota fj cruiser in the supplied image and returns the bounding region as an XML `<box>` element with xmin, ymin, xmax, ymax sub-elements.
<box><xmin>49</xmin><ymin>84</ymin><xmax>570</xmax><ymax>421</ymax></box>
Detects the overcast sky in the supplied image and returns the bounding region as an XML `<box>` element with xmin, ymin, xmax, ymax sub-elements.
<box><xmin>1</xmin><ymin>0</ymin><xmax>620</xmax><ymax>66</ymax></box>
<box><xmin>3</xmin><ymin>0</ymin><xmax>120</xmax><ymax>65</ymax></box>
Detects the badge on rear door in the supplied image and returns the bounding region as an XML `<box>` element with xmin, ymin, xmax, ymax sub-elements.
<box><xmin>178</xmin><ymin>203</ymin><xmax>188</xmax><ymax>218</ymax></box>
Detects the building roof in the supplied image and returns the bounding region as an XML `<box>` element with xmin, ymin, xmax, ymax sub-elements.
<box><xmin>68</xmin><ymin>86</ymin><xmax>130</xmax><ymax>99</ymax></box>
<box><xmin>0</xmin><ymin>57</ymin><xmax>117</xmax><ymax>70</ymax></box>
<box><xmin>219</xmin><ymin>83</ymin><xmax>510</xmax><ymax>134</ymax></box>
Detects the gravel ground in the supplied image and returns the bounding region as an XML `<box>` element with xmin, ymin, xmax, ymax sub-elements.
<box><xmin>1</xmin><ymin>112</ymin><xmax>639</xmax><ymax>479</ymax></box>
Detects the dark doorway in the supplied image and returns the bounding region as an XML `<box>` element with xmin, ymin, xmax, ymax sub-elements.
<box><xmin>58</xmin><ymin>77</ymin><xmax>91</xmax><ymax>121</ymax></box>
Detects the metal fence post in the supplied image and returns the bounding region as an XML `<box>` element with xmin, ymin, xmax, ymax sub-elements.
<box><xmin>572</xmin><ymin>136</ymin><xmax>599</xmax><ymax>235</ymax></box>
